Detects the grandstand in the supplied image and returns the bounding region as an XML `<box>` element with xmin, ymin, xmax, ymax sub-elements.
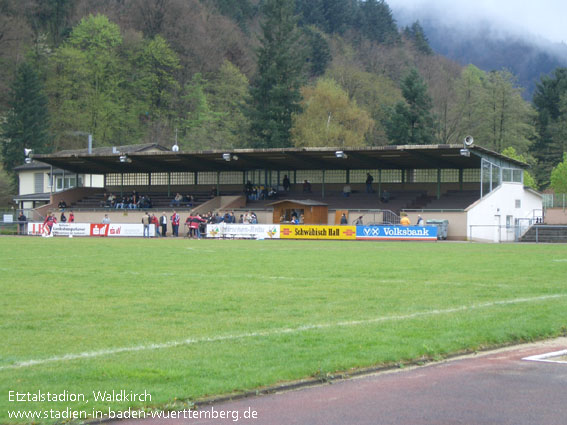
<box><xmin>21</xmin><ymin>144</ymin><xmax>542</xmax><ymax>241</ymax></box>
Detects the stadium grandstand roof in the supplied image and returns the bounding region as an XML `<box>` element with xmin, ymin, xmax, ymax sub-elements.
<box><xmin>31</xmin><ymin>144</ymin><xmax>528</xmax><ymax>175</ymax></box>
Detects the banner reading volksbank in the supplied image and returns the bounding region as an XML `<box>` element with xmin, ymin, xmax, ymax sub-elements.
<box><xmin>356</xmin><ymin>225</ymin><xmax>438</xmax><ymax>241</ymax></box>
<box><xmin>280</xmin><ymin>225</ymin><xmax>357</xmax><ymax>240</ymax></box>
<box><xmin>206</xmin><ymin>224</ymin><xmax>279</xmax><ymax>239</ymax></box>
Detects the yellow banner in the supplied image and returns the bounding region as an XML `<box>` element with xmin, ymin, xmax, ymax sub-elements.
<box><xmin>280</xmin><ymin>225</ymin><xmax>357</xmax><ymax>240</ymax></box>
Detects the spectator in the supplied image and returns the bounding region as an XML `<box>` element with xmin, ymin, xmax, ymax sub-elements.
<box><xmin>160</xmin><ymin>212</ymin><xmax>168</xmax><ymax>237</ymax></box>
<box><xmin>185</xmin><ymin>194</ymin><xmax>194</xmax><ymax>207</ymax></box>
<box><xmin>355</xmin><ymin>216</ymin><xmax>363</xmax><ymax>225</ymax></box>
<box><xmin>18</xmin><ymin>212</ymin><xmax>26</xmax><ymax>235</ymax></box>
<box><xmin>171</xmin><ymin>211</ymin><xmax>180</xmax><ymax>237</ymax></box>
<box><xmin>283</xmin><ymin>175</ymin><xmax>290</xmax><ymax>191</ymax></box>
<box><xmin>343</xmin><ymin>184</ymin><xmax>351</xmax><ymax>197</ymax></box>
<box><xmin>400</xmin><ymin>214</ymin><xmax>411</xmax><ymax>226</ymax></box>
<box><xmin>60</xmin><ymin>212</ymin><xmax>67</xmax><ymax>223</ymax></box>
<box><xmin>381</xmin><ymin>189</ymin><xmax>390</xmax><ymax>203</ymax></box>
<box><xmin>102</xmin><ymin>214</ymin><xmax>110</xmax><ymax>224</ymax></box>
<box><xmin>302</xmin><ymin>180</ymin><xmax>311</xmax><ymax>193</ymax></box>
<box><xmin>69</xmin><ymin>211</ymin><xmax>75</xmax><ymax>223</ymax></box>
<box><xmin>107</xmin><ymin>193</ymin><xmax>116</xmax><ymax>208</ymax></box>
<box><xmin>417</xmin><ymin>215</ymin><xmax>424</xmax><ymax>226</ymax></box>
<box><xmin>366</xmin><ymin>173</ymin><xmax>374</xmax><ymax>193</ymax></box>
<box><xmin>187</xmin><ymin>213</ymin><xmax>207</xmax><ymax>239</ymax></box>
<box><xmin>245</xmin><ymin>181</ymin><xmax>253</xmax><ymax>199</ymax></box>
<box><xmin>171</xmin><ymin>193</ymin><xmax>183</xmax><ymax>207</ymax></box>
<box><xmin>151</xmin><ymin>213</ymin><xmax>160</xmax><ymax>237</ymax></box>
<box><xmin>58</xmin><ymin>200</ymin><xmax>67</xmax><ymax>210</ymax></box>
<box><xmin>340</xmin><ymin>213</ymin><xmax>348</xmax><ymax>225</ymax></box>
<box><xmin>142</xmin><ymin>212</ymin><xmax>151</xmax><ymax>238</ymax></box>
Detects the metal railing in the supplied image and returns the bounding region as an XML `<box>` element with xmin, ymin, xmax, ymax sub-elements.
<box><xmin>468</xmin><ymin>224</ymin><xmax>567</xmax><ymax>243</ymax></box>
<box><xmin>543</xmin><ymin>193</ymin><xmax>567</xmax><ymax>209</ymax></box>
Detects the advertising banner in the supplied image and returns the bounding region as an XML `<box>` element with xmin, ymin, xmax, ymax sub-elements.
<box><xmin>206</xmin><ymin>224</ymin><xmax>279</xmax><ymax>239</ymax></box>
<box><xmin>356</xmin><ymin>226</ymin><xmax>438</xmax><ymax>241</ymax></box>
<box><xmin>27</xmin><ymin>222</ymin><xmax>90</xmax><ymax>236</ymax></box>
<box><xmin>90</xmin><ymin>223</ymin><xmax>155</xmax><ymax>237</ymax></box>
<box><xmin>280</xmin><ymin>225</ymin><xmax>357</xmax><ymax>240</ymax></box>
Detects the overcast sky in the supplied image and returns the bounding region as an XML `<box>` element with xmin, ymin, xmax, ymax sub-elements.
<box><xmin>386</xmin><ymin>0</ymin><xmax>567</xmax><ymax>44</ymax></box>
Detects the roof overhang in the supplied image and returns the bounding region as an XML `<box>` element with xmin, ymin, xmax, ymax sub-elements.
<box><xmin>31</xmin><ymin>145</ymin><xmax>529</xmax><ymax>175</ymax></box>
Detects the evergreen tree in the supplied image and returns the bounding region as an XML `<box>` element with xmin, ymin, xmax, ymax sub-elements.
<box><xmin>247</xmin><ymin>0</ymin><xmax>306</xmax><ymax>148</ymax></box>
<box><xmin>1</xmin><ymin>62</ymin><xmax>51</xmax><ymax>186</ymax></box>
<box><xmin>532</xmin><ymin>68</ymin><xmax>567</xmax><ymax>186</ymax></box>
<box><xmin>302</xmin><ymin>26</ymin><xmax>331</xmax><ymax>78</ymax></box>
<box><xmin>296</xmin><ymin>0</ymin><xmax>356</xmax><ymax>35</ymax></box>
<box><xmin>404</xmin><ymin>21</ymin><xmax>433</xmax><ymax>55</ymax></box>
<box><xmin>385</xmin><ymin>68</ymin><xmax>436</xmax><ymax>145</ymax></box>
<box><xmin>356</xmin><ymin>0</ymin><xmax>399</xmax><ymax>44</ymax></box>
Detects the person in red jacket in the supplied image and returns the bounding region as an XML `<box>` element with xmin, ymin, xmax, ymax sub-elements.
<box><xmin>69</xmin><ymin>211</ymin><xmax>75</xmax><ymax>223</ymax></box>
<box><xmin>42</xmin><ymin>213</ymin><xmax>57</xmax><ymax>237</ymax></box>
<box><xmin>188</xmin><ymin>213</ymin><xmax>207</xmax><ymax>239</ymax></box>
<box><xmin>171</xmin><ymin>211</ymin><xmax>180</xmax><ymax>237</ymax></box>
<box><xmin>151</xmin><ymin>213</ymin><xmax>160</xmax><ymax>237</ymax></box>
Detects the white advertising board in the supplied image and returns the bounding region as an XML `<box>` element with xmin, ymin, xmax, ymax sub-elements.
<box><xmin>206</xmin><ymin>224</ymin><xmax>280</xmax><ymax>239</ymax></box>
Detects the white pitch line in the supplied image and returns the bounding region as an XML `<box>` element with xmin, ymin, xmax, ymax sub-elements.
<box><xmin>523</xmin><ymin>349</ymin><xmax>567</xmax><ymax>364</ymax></box>
<box><xmin>1</xmin><ymin>294</ymin><xmax>565</xmax><ymax>371</ymax></box>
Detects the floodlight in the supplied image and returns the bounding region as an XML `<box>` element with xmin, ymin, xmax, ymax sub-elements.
<box><xmin>460</xmin><ymin>148</ymin><xmax>470</xmax><ymax>157</ymax></box>
<box><xmin>24</xmin><ymin>148</ymin><xmax>33</xmax><ymax>156</ymax></box>
<box><xmin>222</xmin><ymin>153</ymin><xmax>231</xmax><ymax>161</ymax></box>
<box><xmin>335</xmin><ymin>150</ymin><xmax>347</xmax><ymax>159</ymax></box>
<box><xmin>172</xmin><ymin>144</ymin><xmax>179</xmax><ymax>152</ymax></box>
<box><xmin>464</xmin><ymin>135</ymin><xmax>474</xmax><ymax>147</ymax></box>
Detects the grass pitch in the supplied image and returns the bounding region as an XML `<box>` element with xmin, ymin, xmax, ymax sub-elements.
<box><xmin>1</xmin><ymin>237</ymin><xmax>566</xmax><ymax>423</ymax></box>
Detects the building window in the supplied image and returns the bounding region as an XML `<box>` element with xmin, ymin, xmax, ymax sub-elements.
<box><xmin>55</xmin><ymin>176</ymin><xmax>76</xmax><ymax>191</ymax></box>
<box><xmin>34</xmin><ymin>173</ymin><xmax>44</xmax><ymax>193</ymax></box>
<box><xmin>506</xmin><ymin>215</ymin><xmax>513</xmax><ymax>229</ymax></box>
<box><xmin>515</xmin><ymin>199</ymin><xmax>521</xmax><ymax>208</ymax></box>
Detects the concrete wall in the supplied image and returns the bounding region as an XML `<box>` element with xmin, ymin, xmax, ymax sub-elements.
<box><xmin>545</xmin><ymin>208</ymin><xmax>567</xmax><ymax>224</ymax></box>
<box><xmin>406</xmin><ymin>211</ymin><xmax>468</xmax><ymax>240</ymax></box>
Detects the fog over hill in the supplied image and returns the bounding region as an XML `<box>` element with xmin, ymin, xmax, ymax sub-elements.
<box><xmin>387</xmin><ymin>0</ymin><xmax>567</xmax><ymax>99</ymax></box>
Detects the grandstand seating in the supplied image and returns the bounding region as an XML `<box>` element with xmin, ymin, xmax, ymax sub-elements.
<box><xmin>70</xmin><ymin>191</ymin><xmax>215</xmax><ymax>210</ymax></box>
<box><xmin>418</xmin><ymin>190</ymin><xmax>479</xmax><ymax>210</ymax></box>
<box><xmin>68</xmin><ymin>188</ymin><xmax>480</xmax><ymax>214</ymax></box>
<box><xmin>247</xmin><ymin>189</ymin><xmax>426</xmax><ymax>214</ymax></box>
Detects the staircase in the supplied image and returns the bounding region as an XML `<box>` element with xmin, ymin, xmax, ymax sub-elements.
<box><xmin>519</xmin><ymin>225</ymin><xmax>567</xmax><ymax>243</ymax></box>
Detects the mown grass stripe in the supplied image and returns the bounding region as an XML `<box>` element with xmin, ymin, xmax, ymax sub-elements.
<box><xmin>2</xmin><ymin>293</ymin><xmax>564</xmax><ymax>371</ymax></box>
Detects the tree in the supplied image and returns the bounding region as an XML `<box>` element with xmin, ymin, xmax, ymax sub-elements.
<box><xmin>325</xmin><ymin>63</ymin><xmax>403</xmax><ymax>146</ymax></box>
<box><xmin>291</xmin><ymin>78</ymin><xmax>373</xmax><ymax>147</ymax></box>
<box><xmin>483</xmin><ymin>70</ymin><xmax>535</xmax><ymax>154</ymax></box>
<box><xmin>532</xmin><ymin>68</ymin><xmax>567</xmax><ymax>186</ymax></box>
<box><xmin>1</xmin><ymin>62</ymin><xmax>51</xmax><ymax>186</ymax></box>
<box><xmin>47</xmin><ymin>14</ymin><xmax>141</xmax><ymax>149</ymax></box>
<box><xmin>302</xmin><ymin>26</ymin><xmax>331</xmax><ymax>78</ymax></box>
<box><xmin>403</xmin><ymin>21</ymin><xmax>433</xmax><ymax>55</ymax></box>
<box><xmin>501</xmin><ymin>147</ymin><xmax>538</xmax><ymax>190</ymax></box>
<box><xmin>205</xmin><ymin>60</ymin><xmax>251</xmax><ymax>148</ymax></box>
<box><xmin>247</xmin><ymin>0</ymin><xmax>306</xmax><ymax>148</ymax></box>
<box><xmin>550</xmin><ymin>153</ymin><xmax>567</xmax><ymax>195</ymax></box>
<box><xmin>133</xmin><ymin>35</ymin><xmax>181</xmax><ymax>142</ymax></box>
<box><xmin>385</xmin><ymin>68</ymin><xmax>436</xmax><ymax>145</ymax></box>
<box><xmin>355</xmin><ymin>0</ymin><xmax>399</xmax><ymax>45</ymax></box>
